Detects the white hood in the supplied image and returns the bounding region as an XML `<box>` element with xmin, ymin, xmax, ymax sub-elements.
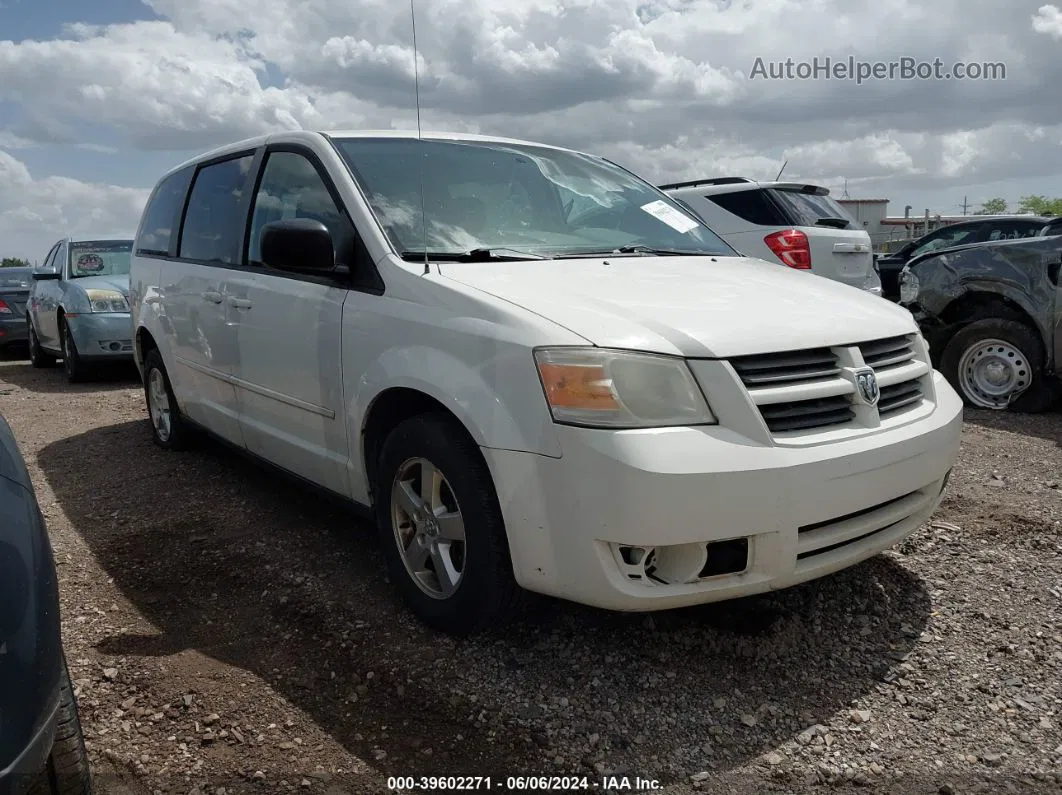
<box><xmin>440</xmin><ymin>255</ymin><xmax>917</xmax><ymax>358</ymax></box>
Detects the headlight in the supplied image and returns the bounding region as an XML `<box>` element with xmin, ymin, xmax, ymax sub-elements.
<box><xmin>85</xmin><ymin>289</ymin><xmax>130</xmax><ymax>313</ymax></box>
<box><xmin>898</xmin><ymin>267</ymin><xmax>919</xmax><ymax>304</ymax></box>
<box><xmin>533</xmin><ymin>347</ymin><xmax>716</xmax><ymax>428</ymax></box>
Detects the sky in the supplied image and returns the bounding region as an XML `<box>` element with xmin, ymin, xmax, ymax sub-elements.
<box><xmin>2</xmin><ymin>0</ymin><xmax>1062</xmax><ymax>259</ymax></box>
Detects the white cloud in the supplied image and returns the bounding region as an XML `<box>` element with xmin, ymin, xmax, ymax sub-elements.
<box><xmin>0</xmin><ymin>151</ymin><xmax>148</xmax><ymax>259</ymax></box>
<box><xmin>1032</xmin><ymin>4</ymin><xmax>1062</xmax><ymax>38</ymax></box>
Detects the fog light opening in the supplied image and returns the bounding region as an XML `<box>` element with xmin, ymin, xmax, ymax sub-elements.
<box><xmin>698</xmin><ymin>537</ymin><xmax>750</xmax><ymax>579</ymax></box>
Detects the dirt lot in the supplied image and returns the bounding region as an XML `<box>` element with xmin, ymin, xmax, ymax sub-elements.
<box><xmin>1</xmin><ymin>353</ymin><xmax>1061</xmax><ymax>795</ymax></box>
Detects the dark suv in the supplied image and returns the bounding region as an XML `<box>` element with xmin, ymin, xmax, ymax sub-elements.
<box><xmin>876</xmin><ymin>215</ymin><xmax>1049</xmax><ymax>300</ymax></box>
<box><xmin>0</xmin><ymin>414</ymin><xmax>91</xmax><ymax>795</ymax></box>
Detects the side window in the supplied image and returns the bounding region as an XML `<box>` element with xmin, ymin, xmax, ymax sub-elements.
<box><xmin>910</xmin><ymin>226</ymin><xmax>982</xmax><ymax>258</ymax></box>
<box><xmin>137</xmin><ymin>167</ymin><xmax>194</xmax><ymax>256</ymax></box>
<box><xmin>247</xmin><ymin>151</ymin><xmax>346</xmax><ymax>265</ymax></box>
<box><xmin>178</xmin><ymin>155</ymin><xmax>255</xmax><ymax>264</ymax></box>
<box><xmin>987</xmin><ymin>221</ymin><xmax>1041</xmax><ymax>240</ymax></box>
<box><xmin>706</xmin><ymin>189</ymin><xmax>784</xmax><ymax>226</ymax></box>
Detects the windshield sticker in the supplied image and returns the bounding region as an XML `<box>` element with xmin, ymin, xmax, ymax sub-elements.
<box><xmin>640</xmin><ymin>200</ymin><xmax>700</xmax><ymax>234</ymax></box>
<box><xmin>76</xmin><ymin>253</ymin><xmax>105</xmax><ymax>272</ymax></box>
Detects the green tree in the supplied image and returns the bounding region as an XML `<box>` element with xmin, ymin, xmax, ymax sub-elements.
<box><xmin>975</xmin><ymin>197</ymin><xmax>1007</xmax><ymax>215</ymax></box>
<box><xmin>1017</xmin><ymin>195</ymin><xmax>1062</xmax><ymax>215</ymax></box>
<box><xmin>0</xmin><ymin>257</ymin><xmax>31</xmax><ymax>268</ymax></box>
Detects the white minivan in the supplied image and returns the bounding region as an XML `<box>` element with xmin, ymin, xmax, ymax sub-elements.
<box><xmin>129</xmin><ymin>130</ymin><xmax>963</xmax><ymax>634</ymax></box>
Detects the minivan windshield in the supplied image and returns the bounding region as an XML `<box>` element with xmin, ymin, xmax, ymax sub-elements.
<box><xmin>69</xmin><ymin>240</ymin><xmax>133</xmax><ymax>278</ymax></box>
<box><xmin>332</xmin><ymin>137</ymin><xmax>736</xmax><ymax>260</ymax></box>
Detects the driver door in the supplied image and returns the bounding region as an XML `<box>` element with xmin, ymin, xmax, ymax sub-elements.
<box><xmin>34</xmin><ymin>240</ymin><xmax>66</xmax><ymax>349</ymax></box>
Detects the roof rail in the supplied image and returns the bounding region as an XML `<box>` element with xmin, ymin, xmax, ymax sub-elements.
<box><xmin>658</xmin><ymin>176</ymin><xmax>753</xmax><ymax>190</ymax></box>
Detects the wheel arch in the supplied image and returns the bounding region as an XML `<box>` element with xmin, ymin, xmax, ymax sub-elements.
<box><xmin>934</xmin><ymin>289</ymin><xmax>1051</xmax><ymax>368</ymax></box>
<box><xmin>348</xmin><ymin>345</ymin><xmax>562</xmax><ymax>505</ymax></box>
<box><xmin>360</xmin><ymin>387</ymin><xmax>477</xmax><ymax>507</ymax></box>
<box><xmin>135</xmin><ymin>326</ymin><xmax>159</xmax><ymax>375</ymax></box>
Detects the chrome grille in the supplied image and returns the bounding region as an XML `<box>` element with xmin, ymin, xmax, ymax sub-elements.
<box><xmin>729</xmin><ymin>348</ymin><xmax>839</xmax><ymax>386</ymax></box>
<box><xmin>730</xmin><ymin>348</ymin><xmax>852</xmax><ymax>433</ymax></box>
<box><xmin>758</xmin><ymin>395</ymin><xmax>854</xmax><ymax>433</ymax></box>
<box><xmin>728</xmin><ymin>333</ymin><xmax>931</xmax><ymax>437</ymax></box>
<box><xmin>858</xmin><ymin>335</ymin><xmax>915</xmax><ymax>369</ymax></box>
<box><xmin>878</xmin><ymin>379</ymin><xmax>923</xmax><ymax>415</ymax></box>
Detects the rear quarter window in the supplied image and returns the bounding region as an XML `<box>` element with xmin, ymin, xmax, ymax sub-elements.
<box><xmin>706</xmin><ymin>189</ymin><xmax>787</xmax><ymax>226</ymax></box>
<box><xmin>136</xmin><ymin>167</ymin><xmax>194</xmax><ymax>257</ymax></box>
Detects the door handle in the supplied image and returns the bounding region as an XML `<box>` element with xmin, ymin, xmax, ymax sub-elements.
<box><xmin>202</xmin><ymin>291</ymin><xmax>223</xmax><ymax>303</ymax></box>
<box><xmin>227</xmin><ymin>297</ymin><xmax>253</xmax><ymax>309</ymax></box>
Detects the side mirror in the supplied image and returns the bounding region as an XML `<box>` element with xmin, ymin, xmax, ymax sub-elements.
<box><xmin>260</xmin><ymin>218</ymin><xmax>335</xmax><ymax>273</ymax></box>
<box><xmin>32</xmin><ymin>270</ymin><xmax>60</xmax><ymax>281</ymax></box>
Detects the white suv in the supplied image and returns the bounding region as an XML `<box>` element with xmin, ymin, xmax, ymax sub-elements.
<box><xmin>662</xmin><ymin>178</ymin><xmax>882</xmax><ymax>294</ymax></box>
<box><xmin>129</xmin><ymin>130</ymin><xmax>962</xmax><ymax>635</ymax></box>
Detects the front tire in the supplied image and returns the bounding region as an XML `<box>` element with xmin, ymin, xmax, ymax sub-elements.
<box><xmin>59</xmin><ymin>320</ymin><xmax>91</xmax><ymax>383</ymax></box>
<box><xmin>374</xmin><ymin>413</ymin><xmax>525</xmax><ymax>635</ymax></box>
<box><xmin>143</xmin><ymin>349</ymin><xmax>194</xmax><ymax>450</ymax></box>
<box><xmin>940</xmin><ymin>318</ymin><xmax>1059</xmax><ymax>413</ymax></box>
<box><xmin>28</xmin><ymin>655</ymin><xmax>92</xmax><ymax>795</ymax></box>
<box><xmin>28</xmin><ymin>321</ymin><xmax>57</xmax><ymax>368</ymax></box>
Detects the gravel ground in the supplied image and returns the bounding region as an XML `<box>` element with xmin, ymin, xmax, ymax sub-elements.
<box><xmin>1</xmin><ymin>352</ymin><xmax>1061</xmax><ymax>795</ymax></box>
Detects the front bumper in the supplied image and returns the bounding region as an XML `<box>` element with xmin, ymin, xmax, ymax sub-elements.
<box><xmin>483</xmin><ymin>371</ymin><xmax>963</xmax><ymax>611</ymax></box>
<box><xmin>0</xmin><ymin>317</ymin><xmax>27</xmax><ymax>345</ymax></box>
<box><xmin>66</xmin><ymin>313</ymin><xmax>134</xmax><ymax>360</ymax></box>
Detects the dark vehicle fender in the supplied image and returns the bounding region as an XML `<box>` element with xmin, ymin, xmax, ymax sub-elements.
<box><xmin>0</xmin><ymin>415</ymin><xmax>64</xmax><ymax>779</ymax></box>
<box><xmin>906</xmin><ymin>241</ymin><xmax>1058</xmax><ymax>372</ymax></box>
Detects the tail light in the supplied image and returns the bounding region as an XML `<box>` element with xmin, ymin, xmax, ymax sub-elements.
<box><xmin>0</xmin><ymin>299</ymin><xmax>10</xmax><ymax>314</ymax></box>
<box><xmin>764</xmin><ymin>229</ymin><xmax>811</xmax><ymax>269</ymax></box>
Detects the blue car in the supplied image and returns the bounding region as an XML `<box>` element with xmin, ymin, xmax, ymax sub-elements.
<box><xmin>0</xmin><ymin>412</ymin><xmax>92</xmax><ymax>794</ymax></box>
<box><xmin>27</xmin><ymin>235</ymin><xmax>135</xmax><ymax>382</ymax></box>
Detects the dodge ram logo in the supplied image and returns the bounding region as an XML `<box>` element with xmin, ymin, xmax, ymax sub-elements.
<box><xmin>854</xmin><ymin>368</ymin><xmax>879</xmax><ymax>406</ymax></box>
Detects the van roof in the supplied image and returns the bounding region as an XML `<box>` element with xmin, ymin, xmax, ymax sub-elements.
<box><xmin>162</xmin><ymin>129</ymin><xmax>585</xmax><ymax>183</ymax></box>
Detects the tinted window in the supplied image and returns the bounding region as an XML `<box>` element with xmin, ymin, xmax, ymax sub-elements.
<box><xmin>179</xmin><ymin>156</ymin><xmax>255</xmax><ymax>264</ymax></box>
<box><xmin>334</xmin><ymin>137</ymin><xmax>735</xmax><ymax>258</ymax></box>
<box><xmin>706</xmin><ymin>189</ymin><xmax>785</xmax><ymax>226</ymax></box>
<box><xmin>69</xmin><ymin>240</ymin><xmax>133</xmax><ymax>278</ymax></box>
<box><xmin>248</xmin><ymin>152</ymin><xmax>345</xmax><ymax>265</ymax></box>
<box><xmin>770</xmin><ymin>189</ymin><xmax>858</xmax><ymax>227</ymax></box>
<box><xmin>986</xmin><ymin>221</ymin><xmax>1042</xmax><ymax>240</ymax></box>
<box><xmin>137</xmin><ymin>167</ymin><xmax>193</xmax><ymax>256</ymax></box>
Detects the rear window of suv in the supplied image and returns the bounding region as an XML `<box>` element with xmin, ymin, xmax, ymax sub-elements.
<box><xmin>707</xmin><ymin>187</ymin><xmax>857</xmax><ymax>229</ymax></box>
<box><xmin>770</xmin><ymin>189</ymin><xmax>857</xmax><ymax>228</ymax></box>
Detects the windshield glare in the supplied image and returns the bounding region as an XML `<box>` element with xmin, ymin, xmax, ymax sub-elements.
<box><xmin>69</xmin><ymin>240</ymin><xmax>133</xmax><ymax>278</ymax></box>
<box><xmin>333</xmin><ymin>138</ymin><xmax>736</xmax><ymax>258</ymax></box>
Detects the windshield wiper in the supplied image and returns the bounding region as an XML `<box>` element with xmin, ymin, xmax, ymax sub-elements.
<box><xmin>400</xmin><ymin>248</ymin><xmax>546</xmax><ymax>262</ymax></box>
<box><xmin>554</xmin><ymin>245</ymin><xmax>712</xmax><ymax>259</ymax></box>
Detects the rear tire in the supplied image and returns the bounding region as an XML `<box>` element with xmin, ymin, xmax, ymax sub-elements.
<box><xmin>940</xmin><ymin>318</ymin><xmax>1059</xmax><ymax>413</ymax></box>
<box><xmin>374</xmin><ymin>413</ymin><xmax>525</xmax><ymax>635</ymax></box>
<box><xmin>28</xmin><ymin>655</ymin><xmax>92</xmax><ymax>795</ymax></box>
<box><xmin>59</xmin><ymin>320</ymin><xmax>92</xmax><ymax>383</ymax></box>
<box><xmin>143</xmin><ymin>349</ymin><xmax>194</xmax><ymax>450</ymax></box>
<box><xmin>28</xmin><ymin>321</ymin><xmax>57</xmax><ymax>368</ymax></box>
